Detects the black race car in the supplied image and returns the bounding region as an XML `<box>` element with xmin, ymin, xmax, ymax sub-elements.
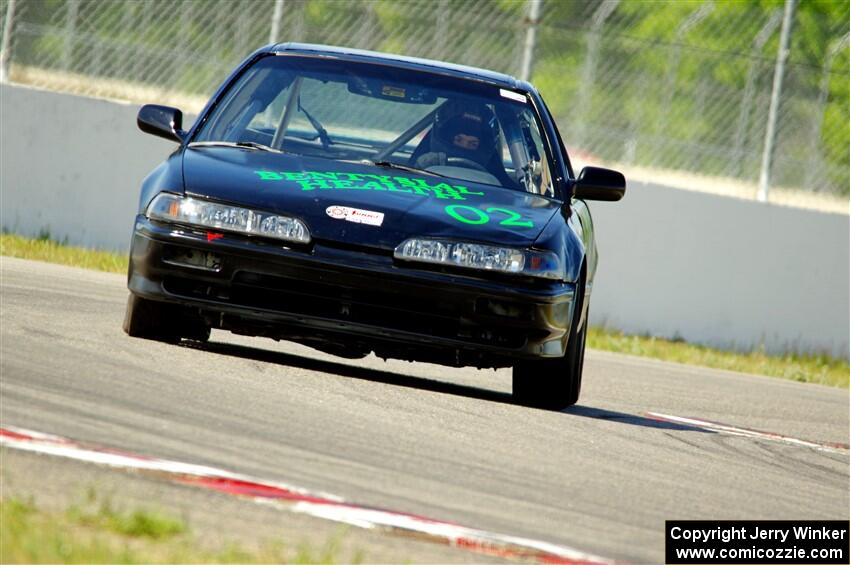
<box><xmin>125</xmin><ymin>43</ymin><xmax>625</xmax><ymax>408</ymax></box>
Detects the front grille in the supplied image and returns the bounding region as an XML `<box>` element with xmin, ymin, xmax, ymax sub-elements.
<box><xmin>163</xmin><ymin>271</ymin><xmax>528</xmax><ymax>348</ymax></box>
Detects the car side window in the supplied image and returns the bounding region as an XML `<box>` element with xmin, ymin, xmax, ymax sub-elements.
<box><xmin>537</xmin><ymin>96</ymin><xmax>574</xmax><ymax>200</ymax></box>
<box><xmin>497</xmin><ymin>107</ymin><xmax>553</xmax><ymax>197</ymax></box>
<box><xmin>523</xmin><ymin>115</ymin><xmax>553</xmax><ymax>197</ymax></box>
<box><xmin>202</xmin><ymin>66</ymin><xmax>270</xmax><ymax>141</ymax></box>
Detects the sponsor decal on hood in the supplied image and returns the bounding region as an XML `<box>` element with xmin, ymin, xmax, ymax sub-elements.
<box><xmin>326</xmin><ymin>205</ymin><xmax>384</xmax><ymax>226</ymax></box>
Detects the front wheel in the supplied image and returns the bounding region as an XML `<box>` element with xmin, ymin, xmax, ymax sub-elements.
<box><xmin>512</xmin><ymin>282</ymin><xmax>587</xmax><ymax>409</ymax></box>
<box><xmin>123</xmin><ymin>294</ymin><xmax>210</xmax><ymax>343</ymax></box>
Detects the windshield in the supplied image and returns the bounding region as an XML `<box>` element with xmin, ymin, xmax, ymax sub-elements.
<box><xmin>193</xmin><ymin>54</ymin><xmax>555</xmax><ymax>196</ymax></box>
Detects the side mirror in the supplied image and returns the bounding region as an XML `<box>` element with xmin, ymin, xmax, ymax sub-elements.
<box><xmin>137</xmin><ymin>104</ymin><xmax>186</xmax><ymax>143</ymax></box>
<box><xmin>573</xmin><ymin>166</ymin><xmax>626</xmax><ymax>201</ymax></box>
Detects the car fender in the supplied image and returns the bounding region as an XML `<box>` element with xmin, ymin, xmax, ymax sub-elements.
<box><xmin>137</xmin><ymin>150</ymin><xmax>185</xmax><ymax>215</ymax></box>
<box><xmin>532</xmin><ymin>207</ymin><xmax>585</xmax><ymax>284</ymax></box>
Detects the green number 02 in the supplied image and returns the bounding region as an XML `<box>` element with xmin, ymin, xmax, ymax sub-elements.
<box><xmin>486</xmin><ymin>207</ymin><xmax>534</xmax><ymax>228</ymax></box>
<box><xmin>444</xmin><ymin>205</ymin><xmax>489</xmax><ymax>225</ymax></box>
<box><xmin>444</xmin><ymin>205</ymin><xmax>534</xmax><ymax>228</ymax></box>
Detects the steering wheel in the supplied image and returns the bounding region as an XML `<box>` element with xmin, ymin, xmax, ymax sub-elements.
<box><xmin>446</xmin><ymin>157</ymin><xmax>489</xmax><ymax>173</ymax></box>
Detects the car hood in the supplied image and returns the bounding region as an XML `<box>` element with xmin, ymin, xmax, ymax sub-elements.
<box><xmin>182</xmin><ymin>146</ymin><xmax>560</xmax><ymax>250</ymax></box>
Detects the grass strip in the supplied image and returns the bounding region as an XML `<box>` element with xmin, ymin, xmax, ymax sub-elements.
<box><xmin>1</xmin><ymin>495</ymin><xmax>349</xmax><ymax>564</ymax></box>
<box><xmin>587</xmin><ymin>328</ymin><xmax>848</xmax><ymax>388</ymax></box>
<box><xmin>0</xmin><ymin>233</ymin><xmax>128</xmax><ymax>273</ymax></box>
<box><xmin>2</xmin><ymin>232</ymin><xmax>847</xmax><ymax>388</ymax></box>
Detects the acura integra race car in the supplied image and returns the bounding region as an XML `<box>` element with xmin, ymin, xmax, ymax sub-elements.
<box><xmin>124</xmin><ymin>43</ymin><xmax>625</xmax><ymax>408</ymax></box>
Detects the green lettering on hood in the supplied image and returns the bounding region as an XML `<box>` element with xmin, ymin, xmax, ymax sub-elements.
<box><xmin>254</xmin><ymin>170</ymin><xmax>486</xmax><ymax>201</ymax></box>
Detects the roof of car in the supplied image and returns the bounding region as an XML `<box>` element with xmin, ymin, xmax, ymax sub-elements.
<box><xmin>272</xmin><ymin>43</ymin><xmax>528</xmax><ymax>91</ymax></box>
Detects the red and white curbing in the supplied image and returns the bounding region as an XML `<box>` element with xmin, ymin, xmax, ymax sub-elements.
<box><xmin>644</xmin><ymin>413</ymin><xmax>850</xmax><ymax>453</ymax></box>
<box><xmin>0</xmin><ymin>426</ymin><xmax>614</xmax><ymax>565</ymax></box>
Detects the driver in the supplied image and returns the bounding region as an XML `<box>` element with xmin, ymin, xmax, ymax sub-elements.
<box><xmin>413</xmin><ymin>100</ymin><xmax>515</xmax><ymax>187</ymax></box>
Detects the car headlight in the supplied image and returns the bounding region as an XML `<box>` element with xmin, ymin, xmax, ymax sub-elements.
<box><xmin>146</xmin><ymin>193</ymin><xmax>310</xmax><ymax>244</ymax></box>
<box><xmin>394</xmin><ymin>238</ymin><xmax>563</xmax><ymax>280</ymax></box>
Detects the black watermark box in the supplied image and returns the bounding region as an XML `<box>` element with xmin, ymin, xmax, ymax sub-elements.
<box><xmin>666</xmin><ymin>521</ymin><xmax>849</xmax><ymax>564</ymax></box>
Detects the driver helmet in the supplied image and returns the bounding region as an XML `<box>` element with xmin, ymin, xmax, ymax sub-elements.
<box><xmin>430</xmin><ymin>100</ymin><xmax>499</xmax><ymax>165</ymax></box>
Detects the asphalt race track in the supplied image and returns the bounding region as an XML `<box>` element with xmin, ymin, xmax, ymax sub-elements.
<box><xmin>1</xmin><ymin>257</ymin><xmax>848</xmax><ymax>563</ymax></box>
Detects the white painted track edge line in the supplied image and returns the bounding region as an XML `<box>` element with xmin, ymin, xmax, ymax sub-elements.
<box><xmin>645</xmin><ymin>412</ymin><xmax>848</xmax><ymax>453</ymax></box>
<box><xmin>0</xmin><ymin>428</ymin><xmax>616</xmax><ymax>565</ymax></box>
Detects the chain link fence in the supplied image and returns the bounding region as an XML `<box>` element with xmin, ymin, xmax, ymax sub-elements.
<box><xmin>1</xmin><ymin>0</ymin><xmax>848</xmax><ymax>198</ymax></box>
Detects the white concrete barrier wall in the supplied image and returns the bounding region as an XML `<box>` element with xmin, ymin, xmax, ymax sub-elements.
<box><xmin>0</xmin><ymin>84</ymin><xmax>190</xmax><ymax>250</ymax></box>
<box><xmin>2</xmin><ymin>84</ymin><xmax>848</xmax><ymax>359</ymax></box>
<box><xmin>589</xmin><ymin>184</ymin><xmax>849</xmax><ymax>359</ymax></box>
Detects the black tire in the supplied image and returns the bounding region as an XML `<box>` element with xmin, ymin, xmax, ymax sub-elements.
<box><xmin>123</xmin><ymin>294</ymin><xmax>210</xmax><ymax>343</ymax></box>
<box><xmin>512</xmin><ymin>275</ymin><xmax>588</xmax><ymax>409</ymax></box>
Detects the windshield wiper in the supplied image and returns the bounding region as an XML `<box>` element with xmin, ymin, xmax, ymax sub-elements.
<box><xmin>235</xmin><ymin>141</ymin><xmax>281</xmax><ymax>152</ymax></box>
<box><xmin>189</xmin><ymin>141</ymin><xmax>284</xmax><ymax>153</ymax></box>
<box><xmin>363</xmin><ymin>160</ymin><xmax>448</xmax><ymax>178</ymax></box>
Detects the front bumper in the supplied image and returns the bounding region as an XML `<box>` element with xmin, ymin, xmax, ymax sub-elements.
<box><xmin>128</xmin><ymin>217</ymin><xmax>576</xmax><ymax>367</ymax></box>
